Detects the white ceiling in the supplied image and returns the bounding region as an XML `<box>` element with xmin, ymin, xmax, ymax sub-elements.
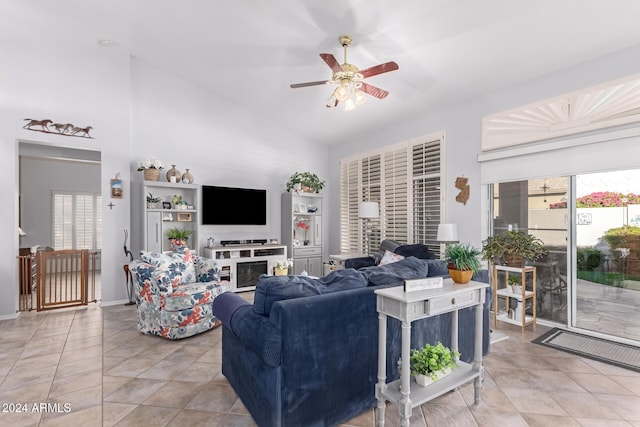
<box><xmin>3</xmin><ymin>0</ymin><xmax>640</xmax><ymax>146</ymax></box>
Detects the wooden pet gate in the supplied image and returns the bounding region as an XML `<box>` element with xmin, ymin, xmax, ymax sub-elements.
<box><xmin>17</xmin><ymin>248</ymin><xmax>97</xmax><ymax>311</ymax></box>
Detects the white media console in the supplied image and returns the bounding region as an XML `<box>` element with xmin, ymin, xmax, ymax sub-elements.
<box><xmin>202</xmin><ymin>244</ymin><xmax>287</xmax><ymax>292</ymax></box>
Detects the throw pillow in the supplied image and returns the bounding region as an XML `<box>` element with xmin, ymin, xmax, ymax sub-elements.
<box><xmin>393</xmin><ymin>244</ymin><xmax>437</xmax><ymax>260</ymax></box>
<box><xmin>379</xmin><ymin>250</ymin><xmax>405</xmax><ymax>266</ymax></box>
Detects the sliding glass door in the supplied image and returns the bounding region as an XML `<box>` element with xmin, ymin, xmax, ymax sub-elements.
<box><xmin>490</xmin><ymin>177</ymin><xmax>569</xmax><ymax>323</ymax></box>
<box><xmin>574</xmin><ymin>169</ymin><xmax>640</xmax><ymax>341</ymax></box>
<box><xmin>490</xmin><ymin>169</ymin><xmax>640</xmax><ymax>343</ymax></box>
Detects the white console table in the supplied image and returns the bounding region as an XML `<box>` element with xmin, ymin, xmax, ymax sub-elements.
<box><xmin>374</xmin><ymin>280</ymin><xmax>487</xmax><ymax>426</ymax></box>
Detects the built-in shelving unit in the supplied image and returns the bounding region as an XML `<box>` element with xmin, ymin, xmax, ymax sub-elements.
<box><xmin>281</xmin><ymin>192</ymin><xmax>323</xmax><ymax>276</ymax></box>
<box><xmin>142</xmin><ymin>180</ymin><xmax>199</xmax><ymax>253</ymax></box>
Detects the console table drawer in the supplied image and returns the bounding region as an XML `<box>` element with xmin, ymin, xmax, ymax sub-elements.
<box><xmin>425</xmin><ymin>289</ymin><xmax>479</xmax><ymax>315</ymax></box>
<box><xmin>294</xmin><ymin>247</ymin><xmax>322</xmax><ymax>257</ymax></box>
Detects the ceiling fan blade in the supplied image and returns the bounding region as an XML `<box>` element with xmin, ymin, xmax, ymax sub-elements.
<box><xmin>319</xmin><ymin>53</ymin><xmax>343</xmax><ymax>72</ymax></box>
<box><xmin>290</xmin><ymin>80</ymin><xmax>329</xmax><ymax>89</ymax></box>
<box><xmin>359</xmin><ymin>61</ymin><xmax>399</xmax><ymax>79</ymax></box>
<box><xmin>360</xmin><ymin>82</ymin><xmax>389</xmax><ymax>99</ymax></box>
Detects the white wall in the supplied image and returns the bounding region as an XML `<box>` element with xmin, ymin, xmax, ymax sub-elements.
<box><xmin>1</xmin><ymin>48</ymin><xmax>328</xmax><ymax>318</ymax></box>
<box><xmin>328</xmin><ymin>43</ymin><xmax>640</xmax><ymax>253</ymax></box>
<box><xmin>129</xmin><ymin>59</ymin><xmax>328</xmax><ymax>256</ymax></box>
<box><xmin>1</xmin><ymin>45</ymin><xmax>131</xmax><ymax>317</ymax></box>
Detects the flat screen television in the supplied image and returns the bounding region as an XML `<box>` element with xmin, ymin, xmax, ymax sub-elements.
<box><xmin>202</xmin><ymin>185</ymin><xmax>267</xmax><ymax>225</ymax></box>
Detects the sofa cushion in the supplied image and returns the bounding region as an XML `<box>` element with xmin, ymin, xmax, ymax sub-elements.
<box><xmin>425</xmin><ymin>259</ymin><xmax>450</xmax><ymax>277</ymax></box>
<box><xmin>253</xmin><ymin>269</ymin><xmax>368</xmax><ymax>316</ymax></box>
<box><xmin>393</xmin><ymin>244</ymin><xmax>437</xmax><ymax>260</ymax></box>
<box><xmin>379</xmin><ymin>250</ymin><xmax>404</xmax><ymax>266</ymax></box>
<box><xmin>358</xmin><ymin>256</ymin><xmax>429</xmax><ymax>287</ymax></box>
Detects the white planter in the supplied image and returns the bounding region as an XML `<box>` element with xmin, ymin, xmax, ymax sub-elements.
<box><xmin>415</xmin><ymin>367</ymin><xmax>452</xmax><ymax>387</ymax></box>
<box><xmin>511</xmin><ymin>285</ymin><xmax>522</xmax><ymax>294</ymax></box>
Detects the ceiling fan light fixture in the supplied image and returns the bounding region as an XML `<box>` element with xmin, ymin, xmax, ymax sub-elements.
<box><xmin>335</xmin><ymin>85</ymin><xmax>350</xmax><ymax>102</ymax></box>
<box><xmin>291</xmin><ymin>34</ymin><xmax>398</xmax><ymax>110</ymax></box>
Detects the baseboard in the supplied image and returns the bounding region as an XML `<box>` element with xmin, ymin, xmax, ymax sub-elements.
<box><xmin>100</xmin><ymin>299</ymin><xmax>133</xmax><ymax>307</ymax></box>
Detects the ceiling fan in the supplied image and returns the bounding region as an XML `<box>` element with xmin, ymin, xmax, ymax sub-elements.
<box><xmin>290</xmin><ymin>34</ymin><xmax>399</xmax><ymax>110</ymax></box>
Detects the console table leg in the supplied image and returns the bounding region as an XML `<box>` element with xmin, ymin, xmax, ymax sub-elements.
<box><xmin>376</xmin><ymin>313</ymin><xmax>387</xmax><ymax>426</ymax></box>
<box><xmin>399</xmin><ymin>320</ymin><xmax>411</xmax><ymax>427</ymax></box>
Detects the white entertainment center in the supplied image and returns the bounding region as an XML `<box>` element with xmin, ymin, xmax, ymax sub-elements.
<box><xmin>141</xmin><ymin>180</ymin><xmax>291</xmax><ymax>292</ymax></box>
<box><xmin>203</xmin><ymin>244</ymin><xmax>287</xmax><ymax>292</ymax></box>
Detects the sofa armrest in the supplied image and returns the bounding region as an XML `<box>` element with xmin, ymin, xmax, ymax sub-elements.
<box><xmin>344</xmin><ymin>256</ymin><xmax>375</xmax><ymax>269</ymax></box>
<box><xmin>213</xmin><ymin>292</ymin><xmax>282</xmax><ymax>367</ymax></box>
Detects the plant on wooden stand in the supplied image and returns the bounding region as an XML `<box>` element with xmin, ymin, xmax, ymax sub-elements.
<box><xmin>410</xmin><ymin>342</ymin><xmax>460</xmax><ymax>386</ymax></box>
<box><xmin>444</xmin><ymin>243</ymin><xmax>482</xmax><ymax>284</ymax></box>
<box><xmin>481</xmin><ymin>230</ymin><xmax>548</xmax><ymax>267</ymax></box>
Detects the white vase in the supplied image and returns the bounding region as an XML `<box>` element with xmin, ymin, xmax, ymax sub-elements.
<box><xmin>415</xmin><ymin>367</ymin><xmax>452</xmax><ymax>387</ymax></box>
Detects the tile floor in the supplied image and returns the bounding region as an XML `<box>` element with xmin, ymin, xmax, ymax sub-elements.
<box><xmin>1</xmin><ymin>298</ymin><xmax>640</xmax><ymax>426</ymax></box>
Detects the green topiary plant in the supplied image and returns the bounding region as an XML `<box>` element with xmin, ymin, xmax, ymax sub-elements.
<box><xmin>286</xmin><ymin>171</ymin><xmax>325</xmax><ymax>193</ymax></box>
<box><xmin>410</xmin><ymin>342</ymin><xmax>460</xmax><ymax>381</ymax></box>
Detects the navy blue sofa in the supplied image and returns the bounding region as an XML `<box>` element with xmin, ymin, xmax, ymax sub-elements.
<box><xmin>213</xmin><ymin>256</ymin><xmax>490</xmax><ymax>427</ymax></box>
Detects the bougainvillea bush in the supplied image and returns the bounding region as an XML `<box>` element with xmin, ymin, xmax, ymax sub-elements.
<box><xmin>576</xmin><ymin>192</ymin><xmax>640</xmax><ymax>208</ymax></box>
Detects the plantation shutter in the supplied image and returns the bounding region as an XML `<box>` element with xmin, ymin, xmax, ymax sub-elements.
<box><xmin>53</xmin><ymin>191</ymin><xmax>102</xmax><ymax>251</ymax></box>
<box><xmin>411</xmin><ymin>137</ymin><xmax>443</xmax><ymax>256</ymax></box>
<box><xmin>339</xmin><ymin>159</ymin><xmax>360</xmax><ymax>253</ymax></box>
<box><xmin>339</xmin><ymin>131</ymin><xmax>443</xmax><ymax>255</ymax></box>
<box><xmin>382</xmin><ymin>147</ymin><xmax>409</xmax><ymax>243</ymax></box>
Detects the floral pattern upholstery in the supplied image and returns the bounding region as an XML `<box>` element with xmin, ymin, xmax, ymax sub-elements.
<box><xmin>129</xmin><ymin>249</ymin><xmax>229</xmax><ymax>339</ymax></box>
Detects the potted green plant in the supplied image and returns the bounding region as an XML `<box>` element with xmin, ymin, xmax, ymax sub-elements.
<box><xmin>146</xmin><ymin>193</ymin><xmax>162</xmax><ymax>209</ymax></box>
<box><xmin>444</xmin><ymin>243</ymin><xmax>482</xmax><ymax>284</ymax></box>
<box><xmin>165</xmin><ymin>227</ymin><xmax>192</xmax><ymax>249</ymax></box>
<box><xmin>507</xmin><ymin>275</ymin><xmax>521</xmax><ymax>294</ymax></box>
<box><xmin>410</xmin><ymin>342</ymin><xmax>460</xmax><ymax>386</ymax></box>
<box><xmin>481</xmin><ymin>231</ymin><xmax>548</xmax><ymax>266</ymax></box>
<box><xmin>286</xmin><ymin>171</ymin><xmax>325</xmax><ymax>193</ymax></box>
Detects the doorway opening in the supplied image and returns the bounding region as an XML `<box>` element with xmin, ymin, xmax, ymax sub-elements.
<box><xmin>18</xmin><ymin>141</ymin><xmax>102</xmax><ymax>310</ymax></box>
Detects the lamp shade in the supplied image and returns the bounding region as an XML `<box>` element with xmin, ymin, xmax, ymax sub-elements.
<box><xmin>358</xmin><ymin>202</ymin><xmax>379</xmax><ymax>219</ymax></box>
<box><xmin>437</xmin><ymin>224</ymin><xmax>458</xmax><ymax>242</ymax></box>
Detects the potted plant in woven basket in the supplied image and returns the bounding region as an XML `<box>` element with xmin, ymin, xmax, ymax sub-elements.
<box><xmin>444</xmin><ymin>243</ymin><xmax>482</xmax><ymax>284</ymax></box>
<box><xmin>286</xmin><ymin>172</ymin><xmax>325</xmax><ymax>193</ymax></box>
<box><xmin>481</xmin><ymin>231</ymin><xmax>548</xmax><ymax>267</ymax></box>
<box><xmin>137</xmin><ymin>157</ymin><xmax>164</xmax><ymax>181</ymax></box>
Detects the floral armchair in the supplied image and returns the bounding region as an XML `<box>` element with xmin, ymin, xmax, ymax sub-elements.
<box><xmin>129</xmin><ymin>247</ymin><xmax>229</xmax><ymax>339</ymax></box>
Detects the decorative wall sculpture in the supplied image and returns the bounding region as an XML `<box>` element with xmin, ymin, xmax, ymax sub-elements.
<box><xmin>23</xmin><ymin>118</ymin><xmax>94</xmax><ymax>139</ymax></box>
<box><xmin>455</xmin><ymin>176</ymin><xmax>470</xmax><ymax>205</ymax></box>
